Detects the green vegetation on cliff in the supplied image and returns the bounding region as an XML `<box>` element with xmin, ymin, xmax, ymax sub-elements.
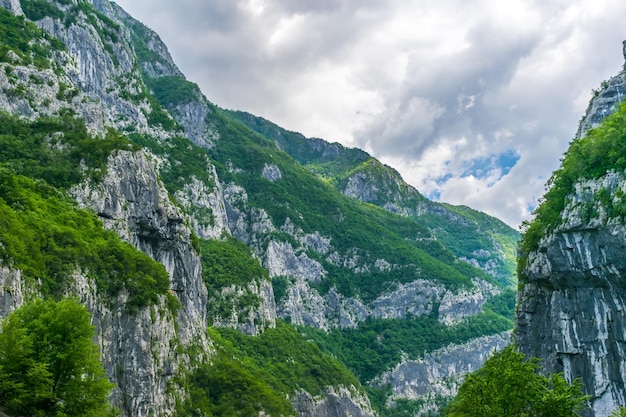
<box><xmin>200</xmin><ymin>236</ymin><xmax>267</xmax><ymax>323</ymax></box>
<box><xmin>443</xmin><ymin>346</ymin><xmax>588</xmax><ymax>417</ymax></box>
<box><xmin>0</xmin><ymin>111</ymin><xmax>172</xmax><ymax>310</ymax></box>
<box><xmin>20</xmin><ymin>0</ymin><xmax>64</xmax><ymax>22</ymax></box>
<box><xmin>518</xmin><ymin>100</ymin><xmax>626</xmax><ymax>279</ymax></box>
<box><xmin>144</xmin><ymin>75</ymin><xmax>201</xmax><ymax>107</ymax></box>
<box><xmin>178</xmin><ymin>322</ymin><xmax>362</xmax><ymax>416</ymax></box>
<box><xmin>0</xmin><ymin>6</ymin><xmax>64</xmax><ymax>68</ymax></box>
<box><xmin>0</xmin><ymin>298</ymin><xmax>114</xmax><ymax>417</ymax></box>
<box><xmin>301</xmin><ymin>307</ymin><xmax>512</xmax><ymax>383</ymax></box>
<box><xmin>0</xmin><ymin>166</ymin><xmax>171</xmax><ymax>310</ymax></box>
<box><xmin>227</xmin><ymin>109</ymin><xmax>519</xmax><ymax>287</ymax></box>
<box><xmin>225</xmin><ymin>109</ymin><xmax>371</xmax><ymax>182</ymax></box>
<box><xmin>208</xmin><ymin>107</ymin><xmax>498</xmax><ymax>303</ymax></box>
<box><xmin>0</xmin><ymin>111</ymin><xmax>136</xmax><ymax>188</ymax></box>
<box><xmin>127</xmin><ymin>132</ymin><xmax>215</xmax><ymax>193</ymax></box>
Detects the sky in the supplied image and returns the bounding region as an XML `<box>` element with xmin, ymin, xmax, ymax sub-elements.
<box><xmin>114</xmin><ymin>0</ymin><xmax>626</xmax><ymax>228</ymax></box>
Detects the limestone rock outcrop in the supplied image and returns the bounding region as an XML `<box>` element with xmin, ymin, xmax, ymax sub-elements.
<box><xmin>516</xmin><ymin>44</ymin><xmax>626</xmax><ymax>417</ymax></box>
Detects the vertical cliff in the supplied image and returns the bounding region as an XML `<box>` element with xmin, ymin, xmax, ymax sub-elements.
<box><xmin>516</xmin><ymin>44</ymin><xmax>626</xmax><ymax>417</ymax></box>
<box><xmin>71</xmin><ymin>149</ymin><xmax>213</xmax><ymax>397</ymax></box>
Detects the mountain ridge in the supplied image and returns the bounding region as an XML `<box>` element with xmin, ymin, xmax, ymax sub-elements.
<box><xmin>0</xmin><ymin>1</ymin><xmax>519</xmax><ymax>416</ymax></box>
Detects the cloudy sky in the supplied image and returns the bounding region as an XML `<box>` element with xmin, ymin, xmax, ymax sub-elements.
<box><xmin>114</xmin><ymin>0</ymin><xmax>626</xmax><ymax>228</ymax></box>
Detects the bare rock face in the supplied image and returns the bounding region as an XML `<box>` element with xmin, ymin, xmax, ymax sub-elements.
<box><xmin>262</xmin><ymin>163</ymin><xmax>282</xmax><ymax>181</ymax></box>
<box><xmin>175</xmin><ymin>173</ymin><xmax>229</xmax><ymax>240</ymax></box>
<box><xmin>0</xmin><ymin>0</ymin><xmax>21</xmax><ymax>15</ymax></box>
<box><xmin>341</xmin><ymin>164</ymin><xmax>427</xmax><ymax>217</ymax></box>
<box><xmin>212</xmin><ymin>279</ymin><xmax>277</xmax><ymax>335</ymax></box>
<box><xmin>72</xmin><ymin>150</ymin><xmax>209</xmax><ymax>343</ymax></box>
<box><xmin>517</xmin><ymin>172</ymin><xmax>626</xmax><ymax>417</ymax></box>
<box><xmin>373</xmin><ymin>332</ymin><xmax>511</xmax><ymax>414</ymax></box>
<box><xmin>292</xmin><ymin>387</ymin><xmax>376</xmax><ymax>417</ymax></box>
<box><xmin>71</xmin><ymin>150</ymin><xmax>211</xmax><ymax>416</ymax></box>
<box><xmin>0</xmin><ymin>267</ymin><xmax>25</xmax><ymax>320</ymax></box>
<box><xmin>575</xmin><ymin>45</ymin><xmax>626</xmax><ymax>140</ymax></box>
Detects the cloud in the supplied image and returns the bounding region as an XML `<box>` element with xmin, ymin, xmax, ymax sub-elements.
<box><xmin>113</xmin><ymin>0</ymin><xmax>626</xmax><ymax>228</ymax></box>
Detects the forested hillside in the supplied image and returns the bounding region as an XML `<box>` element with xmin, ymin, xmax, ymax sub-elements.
<box><xmin>0</xmin><ymin>1</ymin><xmax>520</xmax><ymax>416</ymax></box>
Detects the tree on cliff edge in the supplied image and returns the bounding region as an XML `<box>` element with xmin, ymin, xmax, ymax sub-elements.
<box><xmin>0</xmin><ymin>298</ymin><xmax>114</xmax><ymax>417</ymax></box>
<box><xmin>443</xmin><ymin>345</ymin><xmax>588</xmax><ymax>417</ymax></box>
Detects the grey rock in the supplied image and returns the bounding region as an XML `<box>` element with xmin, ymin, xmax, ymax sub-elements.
<box><xmin>292</xmin><ymin>386</ymin><xmax>376</xmax><ymax>417</ymax></box>
<box><xmin>341</xmin><ymin>165</ymin><xmax>428</xmax><ymax>217</ymax></box>
<box><xmin>369</xmin><ymin>280</ymin><xmax>442</xmax><ymax>320</ymax></box>
<box><xmin>279</xmin><ymin>272</ymin><xmax>330</xmax><ymax>330</ymax></box>
<box><xmin>278</xmin><ymin>273</ymin><xmax>498</xmax><ymax>330</ymax></box>
<box><xmin>373</xmin><ymin>332</ymin><xmax>511</xmax><ymax>414</ymax></box>
<box><xmin>517</xmin><ymin>42</ymin><xmax>626</xmax><ymax>417</ymax></box>
<box><xmin>370</xmin><ymin>278</ymin><xmax>497</xmax><ymax>325</ymax></box>
<box><xmin>211</xmin><ymin>279</ymin><xmax>277</xmax><ymax>335</ymax></box>
<box><xmin>174</xmin><ymin>172</ymin><xmax>230</xmax><ymax>240</ymax></box>
<box><xmin>262</xmin><ymin>163</ymin><xmax>282</xmax><ymax>181</ymax></box>
<box><xmin>343</xmin><ymin>172</ymin><xmax>381</xmax><ymax>203</ymax></box>
<box><xmin>0</xmin><ymin>0</ymin><xmax>22</xmax><ymax>15</ymax></box>
<box><xmin>71</xmin><ymin>150</ymin><xmax>211</xmax><ymax>416</ymax></box>
<box><xmin>517</xmin><ymin>172</ymin><xmax>626</xmax><ymax>417</ymax></box>
<box><xmin>265</xmin><ymin>240</ymin><xmax>326</xmax><ymax>282</ymax></box>
<box><xmin>0</xmin><ymin>267</ymin><xmax>25</xmax><ymax>322</ymax></box>
<box><xmin>576</xmin><ymin>65</ymin><xmax>626</xmax><ymax>140</ymax></box>
<box><xmin>68</xmin><ymin>271</ymin><xmax>188</xmax><ymax>417</ymax></box>
<box><xmin>439</xmin><ymin>279</ymin><xmax>500</xmax><ymax>325</ymax></box>
<box><xmin>174</xmin><ymin>100</ymin><xmax>216</xmax><ymax>147</ymax></box>
<box><xmin>223</xmin><ymin>182</ymin><xmax>276</xmax><ymax>248</ymax></box>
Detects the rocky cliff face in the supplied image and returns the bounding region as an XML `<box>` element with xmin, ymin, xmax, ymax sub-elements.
<box><xmin>70</xmin><ymin>149</ymin><xmax>213</xmax><ymax>416</ymax></box>
<box><xmin>222</xmin><ymin>180</ymin><xmax>501</xmax><ymax>331</ymax></box>
<box><xmin>576</xmin><ymin>43</ymin><xmax>626</xmax><ymax>140</ymax></box>
<box><xmin>373</xmin><ymin>332</ymin><xmax>511</xmax><ymax>414</ymax></box>
<box><xmin>0</xmin><ymin>0</ymin><xmax>20</xmax><ymax>15</ymax></box>
<box><xmin>0</xmin><ymin>2</ymin><xmax>377</xmax><ymax>416</ymax></box>
<box><xmin>517</xmin><ymin>172</ymin><xmax>626</xmax><ymax>417</ymax></box>
<box><xmin>293</xmin><ymin>387</ymin><xmax>375</xmax><ymax>417</ymax></box>
<box><xmin>516</xmin><ymin>46</ymin><xmax>626</xmax><ymax>417</ymax></box>
<box><xmin>0</xmin><ymin>4</ymin><xmax>210</xmax><ymax>416</ymax></box>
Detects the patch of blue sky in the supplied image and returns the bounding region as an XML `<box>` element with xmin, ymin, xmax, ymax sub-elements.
<box><xmin>462</xmin><ymin>150</ymin><xmax>520</xmax><ymax>179</ymax></box>
<box><xmin>435</xmin><ymin>173</ymin><xmax>452</xmax><ymax>185</ymax></box>
<box><xmin>426</xmin><ymin>189</ymin><xmax>441</xmax><ymax>200</ymax></box>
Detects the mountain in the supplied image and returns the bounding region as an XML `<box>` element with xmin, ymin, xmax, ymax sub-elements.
<box><xmin>516</xmin><ymin>44</ymin><xmax>626</xmax><ymax>417</ymax></box>
<box><xmin>0</xmin><ymin>1</ymin><xmax>519</xmax><ymax>416</ymax></box>
<box><xmin>227</xmin><ymin>110</ymin><xmax>519</xmax><ymax>288</ymax></box>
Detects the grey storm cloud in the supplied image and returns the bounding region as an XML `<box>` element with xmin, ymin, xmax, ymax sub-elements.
<box><xmin>114</xmin><ymin>0</ymin><xmax>626</xmax><ymax>227</ymax></box>
<box><xmin>356</xmin><ymin>20</ymin><xmax>543</xmax><ymax>159</ymax></box>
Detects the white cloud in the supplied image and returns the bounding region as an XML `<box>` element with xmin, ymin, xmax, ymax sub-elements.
<box><xmin>113</xmin><ymin>0</ymin><xmax>626</xmax><ymax>228</ymax></box>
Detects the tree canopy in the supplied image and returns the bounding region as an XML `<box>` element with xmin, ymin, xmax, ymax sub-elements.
<box><xmin>443</xmin><ymin>345</ymin><xmax>589</xmax><ymax>417</ymax></box>
<box><xmin>0</xmin><ymin>298</ymin><xmax>114</xmax><ymax>417</ymax></box>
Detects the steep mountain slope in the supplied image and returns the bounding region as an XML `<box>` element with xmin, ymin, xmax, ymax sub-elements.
<box><xmin>127</xmin><ymin>9</ymin><xmax>518</xmax><ymax>414</ymax></box>
<box><xmin>516</xmin><ymin>45</ymin><xmax>626</xmax><ymax>417</ymax></box>
<box><xmin>227</xmin><ymin>110</ymin><xmax>518</xmax><ymax>287</ymax></box>
<box><xmin>0</xmin><ymin>1</ymin><xmax>519</xmax><ymax>416</ymax></box>
<box><xmin>0</xmin><ymin>2</ymin><xmax>371</xmax><ymax>416</ymax></box>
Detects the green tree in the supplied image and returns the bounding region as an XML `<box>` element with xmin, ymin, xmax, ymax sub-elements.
<box><xmin>0</xmin><ymin>298</ymin><xmax>114</xmax><ymax>417</ymax></box>
<box><xmin>443</xmin><ymin>346</ymin><xmax>588</xmax><ymax>417</ymax></box>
